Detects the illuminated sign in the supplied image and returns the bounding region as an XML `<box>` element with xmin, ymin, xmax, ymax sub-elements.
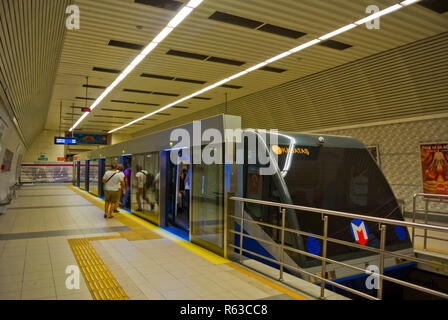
<box><xmin>350</xmin><ymin>219</ymin><xmax>369</xmax><ymax>246</ymax></box>
<box><xmin>54</xmin><ymin>137</ymin><xmax>78</xmax><ymax>145</ymax></box>
<box><xmin>81</xmin><ymin>108</ymin><xmax>91</xmax><ymax>112</ymax></box>
<box><xmin>271</xmin><ymin>145</ymin><xmax>310</xmax><ymax>156</ymax></box>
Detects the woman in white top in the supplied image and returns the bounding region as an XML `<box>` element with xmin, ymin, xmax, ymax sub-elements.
<box><xmin>102</xmin><ymin>164</ymin><xmax>125</xmax><ymax>218</ymax></box>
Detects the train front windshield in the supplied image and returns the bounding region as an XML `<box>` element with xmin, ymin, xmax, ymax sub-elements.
<box><xmin>251</xmin><ymin>142</ymin><xmax>412</xmax><ymax>265</ymax></box>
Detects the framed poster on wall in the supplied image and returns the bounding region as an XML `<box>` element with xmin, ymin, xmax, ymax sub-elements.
<box><xmin>420</xmin><ymin>143</ymin><xmax>448</xmax><ymax>195</ymax></box>
<box><xmin>367</xmin><ymin>145</ymin><xmax>381</xmax><ymax>167</ymax></box>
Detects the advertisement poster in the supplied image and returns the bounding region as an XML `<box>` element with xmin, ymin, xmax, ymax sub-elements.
<box><xmin>72</xmin><ymin>133</ymin><xmax>108</xmax><ymax>145</ymax></box>
<box><xmin>420</xmin><ymin>143</ymin><xmax>448</xmax><ymax>195</ymax></box>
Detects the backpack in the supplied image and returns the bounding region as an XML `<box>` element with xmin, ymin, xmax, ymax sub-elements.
<box><xmin>141</xmin><ymin>171</ymin><xmax>154</xmax><ymax>189</ymax></box>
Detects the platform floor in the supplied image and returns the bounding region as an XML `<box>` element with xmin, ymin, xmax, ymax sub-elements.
<box><xmin>0</xmin><ymin>185</ymin><xmax>303</xmax><ymax>300</ymax></box>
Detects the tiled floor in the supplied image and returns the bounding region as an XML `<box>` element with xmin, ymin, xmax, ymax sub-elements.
<box><xmin>0</xmin><ymin>185</ymin><xmax>295</xmax><ymax>300</ymax></box>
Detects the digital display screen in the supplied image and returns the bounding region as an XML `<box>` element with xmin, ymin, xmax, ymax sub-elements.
<box><xmin>54</xmin><ymin>137</ymin><xmax>78</xmax><ymax>145</ymax></box>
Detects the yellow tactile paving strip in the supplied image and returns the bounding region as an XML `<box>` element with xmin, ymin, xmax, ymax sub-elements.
<box><xmin>68</xmin><ymin>237</ymin><xmax>130</xmax><ymax>300</ymax></box>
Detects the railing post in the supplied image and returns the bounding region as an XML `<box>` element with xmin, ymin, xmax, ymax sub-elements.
<box><xmin>320</xmin><ymin>215</ymin><xmax>328</xmax><ymax>299</ymax></box>
<box><xmin>279</xmin><ymin>208</ymin><xmax>286</xmax><ymax>281</ymax></box>
<box><xmin>424</xmin><ymin>199</ymin><xmax>428</xmax><ymax>250</ymax></box>
<box><xmin>377</xmin><ymin>224</ymin><xmax>386</xmax><ymax>300</ymax></box>
<box><xmin>239</xmin><ymin>201</ymin><xmax>244</xmax><ymax>263</ymax></box>
<box><xmin>412</xmin><ymin>194</ymin><xmax>417</xmax><ymax>245</ymax></box>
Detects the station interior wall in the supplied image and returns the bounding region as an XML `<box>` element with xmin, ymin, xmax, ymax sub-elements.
<box><xmin>0</xmin><ymin>99</ymin><xmax>25</xmax><ymax>205</ymax></box>
<box><xmin>22</xmin><ymin>129</ymin><xmax>65</xmax><ymax>163</ymax></box>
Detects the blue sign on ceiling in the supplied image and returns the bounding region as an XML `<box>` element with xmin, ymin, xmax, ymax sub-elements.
<box><xmin>54</xmin><ymin>137</ymin><xmax>78</xmax><ymax>145</ymax></box>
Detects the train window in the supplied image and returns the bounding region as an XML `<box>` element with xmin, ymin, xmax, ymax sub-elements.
<box><xmin>274</xmin><ymin>146</ymin><xmax>410</xmax><ymax>263</ymax></box>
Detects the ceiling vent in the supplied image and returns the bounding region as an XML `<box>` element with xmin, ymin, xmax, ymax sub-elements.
<box><xmin>220</xmin><ymin>84</ymin><xmax>242</xmax><ymax>89</ymax></box>
<box><xmin>419</xmin><ymin>0</ymin><xmax>448</xmax><ymax>13</ymax></box>
<box><xmin>208</xmin><ymin>11</ymin><xmax>306</xmax><ymax>39</ymax></box>
<box><xmin>319</xmin><ymin>39</ymin><xmax>352</xmax><ymax>50</ymax></box>
<box><xmin>76</xmin><ymin>96</ymin><xmax>95</xmax><ymax>100</ymax></box>
<box><xmin>83</xmin><ymin>84</ymin><xmax>106</xmax><ymax>89</ymax></box>
<box><xmin>141</xmin><ymin>73</ymin><xmax>175</xmax><ymax>80</ymax></box>
<box><xmin>108</xmin><ymin>40</ymin><xmax>144</xmax><ymax>51</ymax></box>
<box><xmin>136</xmin><ymin>102</ymin><xmax>160</xmax><ymax>106</ymax></box>
<box><xmin>260</xmin><ymin>66</ymin><xmax>286</xmax><ymax>73</ymax></box>
<box><xmin>208</xmin><ymin>11</ymin><xmax>263</xmax><ymax>29</ymax></box>
<box><xmin>92</xmin><ymin>67</ymin><xmax>121</xmax><ymax>74</ymax></box>
<box><xmin>152</xmin><ymin>92</ymin><xmax>180</xmax><ymax>96</ymax></box>
<box><xmin>207</xmin><ymin>56</ymin><xmax>246</xmax><ymax>66</ymax></box>
<box><xmin>166</xmin><ymin>50</ymin><xmax>208</xmax><ymax>60</ymax></box>
<box><xmin>135</xmin><ymin>0</ymin><xmax>183</xmax><ymax>11</ymax></box>
<box><xmin>192</xmin><ymin>97</ymin><xmax>211</xmax><ymax>100</ymax></box>
<box><xmin>174</xmin><ymin>78</ymin><xmax>206</xmax><ymax>84</ymax></box>
<box><xmin>257</xmin><ymin>24</ymin><xmax>306</xmax><ymax>39</ymax></box>
<box><xmin>101</xmin><ymin>108</ymin><xmax>145</xmax><ymax>114</ymax></box>
<box><xmin>123</xmin><ymin>88</ymin><xmax>152</xmax><ymax>94</ymax></box>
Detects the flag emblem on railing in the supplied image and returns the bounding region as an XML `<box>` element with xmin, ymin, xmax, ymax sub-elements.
<box><xmin>350</xmin><ymin>219</ymin><xmax>369</xmax><ymax>246</ymax></box>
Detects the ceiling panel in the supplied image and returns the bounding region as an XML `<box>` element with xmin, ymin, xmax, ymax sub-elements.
<box><xmin>0</xmin><ymin>0</ymin><xmax>71</xmax><ymax>144</ymax></box>
<box><xmin>45</xmin><ymin>0</ymin><xmax>448</xmax><ymax>136</ymax></box>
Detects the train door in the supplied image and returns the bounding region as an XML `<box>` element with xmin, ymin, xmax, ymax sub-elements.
<box><xmin>131</xmin><ymin>152</ymin><xmax>160</xmax><ymax>225</ymax></box>
<box><xmin>85</xmin><ymin>160</ymin><xmax>90</xmax><ymax>192</ymax></box>
<box><xmin>163</xmin><ymin>149</ymin><xmax>190</xmax><ymax>238</ymax></box>
<box><xmin>80</xmin><ymin>161</ymin><xmax>86</xmax><ymax>190</ymax></box>
<box><xmin>72</xmin><ymin>161</ymin><xmax>78</xmax><ymax>186</ymax></box>
<box><xmin>119</xmin><ymin>155</ymin><xmax>132</xmax><ymax>210</ymax></box>
<box><xmin>89</xmin><ymin>159</ymin><xmax>99</xmax><ymax>196</ymax></box>
<box><xmin>76</xmin><ymin>160</ymin><xmax>80</xmax><ymax>187</ymax></box>
<box><xmin>98</xmin><ymin>158</ymin><xmax>105</xmax><ymax>198</ymax></box>
<box><xmin>191</xmin><ymin>145</ymin><xmax>224</xmax><ymax>255</ymax></box>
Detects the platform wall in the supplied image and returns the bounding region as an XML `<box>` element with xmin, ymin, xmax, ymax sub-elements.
<box><xmin>0</xmin><ymin>99</ymin><xmax>25</xmax><ymax>207</ymax></box>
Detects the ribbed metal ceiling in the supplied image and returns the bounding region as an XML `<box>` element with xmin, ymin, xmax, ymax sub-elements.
<box><xmin>11</xmin><ymin>0</ymin><xmax>448</xmax><ymax>136</ymax></box>
<box><xmin>0</xmin><ymin>0</ymin><xmax>71</xmax><ymax>145</ymax></box>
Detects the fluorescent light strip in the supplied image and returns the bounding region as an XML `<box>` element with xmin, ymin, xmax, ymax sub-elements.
<box><xmin>401</xmin><ymin>0</ymin><xmax>421</xmax><ymax>6</ymax></box>
<box><xmin>319</xmin><ymin>24</ymin><xmax>357</xmax><ymax>40</ymax></box>
<box><xmin>110</xmin><ymin>1</ymin><xmax>420</xmax><ymax>133</ymax></box>
<box><xmin>69</xmin><ymin>0</ymin><xmax>204</xmax><ymax>132</ymax></box>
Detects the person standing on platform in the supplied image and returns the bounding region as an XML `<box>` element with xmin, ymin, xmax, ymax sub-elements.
<box><xmin>135</xmin><ymin>165</ymin><xmax>149</xmax><ymax>211</ymax></box>
<box><xmin>102</xmin><ymin>164</ymin><xmax>124</xmax><ymax>219</ymax></box>
<box><xmin>115</xmin><ymin>164</ymin><xmax>125</xmax><ymax>213</ymax></box>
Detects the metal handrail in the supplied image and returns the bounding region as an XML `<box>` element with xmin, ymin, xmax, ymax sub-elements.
<box><xmin>412</xmin><ymin>193</ymin><xmax>448</xmax><ymax>251</ymax></box>
<box><xmin>229</xmin><ymin>196</ymin><xmax>448</xmax><ymax>300</ymax></box>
